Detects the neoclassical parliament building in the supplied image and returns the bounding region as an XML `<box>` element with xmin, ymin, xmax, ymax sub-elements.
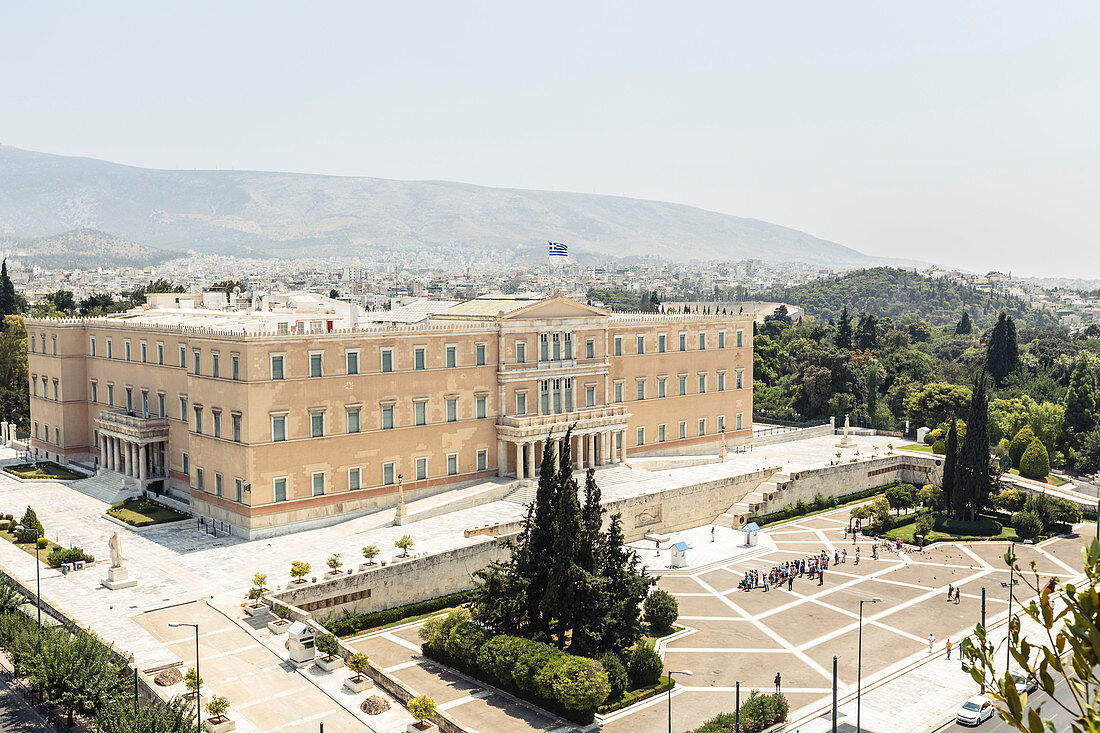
<box><xmin>26</xmin><ymin>292</ymin><xmax>753</xmax><ymax>537</ymax></box>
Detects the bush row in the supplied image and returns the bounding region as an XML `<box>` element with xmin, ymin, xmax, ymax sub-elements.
<box><xmin>47</xmin><ymin>546</ymin><xmax>94</xmax><ymax>568</ymax></box>
<box><xmin>690</xmin><ymin>691</ymin><xmax>790</xmax><ymax>733</ymax></box>
<box><xmin>750</xmin><ymin>485</ymin><xmax>888</xmax><ymax>527</ymax></box>
<box><xmin>319</xmin><ymin>589</ymin><xmax>476</xmax><ymax>637</ymax></box>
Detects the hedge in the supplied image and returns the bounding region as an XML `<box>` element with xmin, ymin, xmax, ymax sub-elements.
<box><xmin>319</xmin><ymin>590</ymin><xmax>475</xmax><ymax>637</ymax></box>
<box><xmin>3</xmin><ymin>462</ymin><xmax>87</xmax><ymax>481</ymax></box>
<box><xmin>750</xmin><ymin>484</ymin><xmax>891</xmax><ymax>527</ymax></box>
<box><xmin>598</xmin><ymin>675</ymin><xmax>673</xmax><ymax>714</ymax></box>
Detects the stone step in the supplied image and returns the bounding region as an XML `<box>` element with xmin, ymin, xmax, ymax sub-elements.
<box><xmin>68</xmin><ymin>472</ymin><xmax>140</xmax><ymax>506</ymax></box>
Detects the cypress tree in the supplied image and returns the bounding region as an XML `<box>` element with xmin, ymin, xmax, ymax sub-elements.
<box><xmin>943</xmin><ymin>416</ymin><xmax>959</xmax><ymax>519</ymax></box>
<box><xmin>524</xmin><ymin>433</ymin><xmax>561</xmax><ymax>637</ymax></box>
<box><xmin>835</xmin><ymin>305</ymin><xmax>853</xmax><ymax>349</ymax></box>
<box><xmin>854</xmin><ymin>312</ymin><xmax>878</xmax><ymax>350</ymax></box>
<box><xmin>1064</xmin><ymin>356</ymin><xmax>1098</xmax><ymax>437</ymax></box>
<box><xmin>986</xmin><ymin>313</ymin><xmax>1019</xmax><ymax>385</ymax></box>
<box><xmin>957</xmin><ymin>372</ymin><xmax>992</xmax><ymax>520</ymax></box>
<box><xmin>0</xmin><ymin>260</ymin><xmax>14</xmax><ymax>317</ymax></box>
<box><xmin>540</xmin><ymin>429</ymin><xmax>582</xmax><ymax>646</ymax></box>
<box><xmin>955</xmin><ymin>312</ymin><xmax>973</xmax><ymax>335</ymax></box>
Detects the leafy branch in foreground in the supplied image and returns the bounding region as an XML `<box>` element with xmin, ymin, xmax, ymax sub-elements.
<box><xmin>962</xmin><ymin>541</ymin><xmax>1100</xmax><ymax>733</ymax></box>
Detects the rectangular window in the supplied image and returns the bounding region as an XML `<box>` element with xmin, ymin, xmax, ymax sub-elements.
<box><xmin>446</xmin><ymin>398</ymin><xmax>458</xmax><ymax>422</ymax></box>
<box><xmin>678</xmin><ymin>375</ymin><xmax>687</xmax><ymax>395</ymax></box>
<box><xmin>193</xmin><ymin>406</ymin><xmax>203</xmax><ymax>434</ymax></box>
<box><xmin>698</xmin><ymin>374</ymin><xmax>707</xmax><ymax>393</ymax></box>
<box><xmin>142</xmin><ymin>392</ymin><xmax>149</xmax><ymax>416</ymax></box>
<box><xmin>447</xmin><ymin>453</ymin><xmax>458</xmax><ymax>476</ymax></box>
<box><xmin>271</xmin><ymin>355</ymin><xmax>285</xmax><ymax>380</ymax></box>
<box><xmin>381</xmin><ymin>348</ymin><xmax>393</xmax><ymax>372</ymax></box>
<box><xmin>614</xmin><ymin>336</ymin><xmax>622</xmax><ymax>356</ymax></box>
<box><xmin>636</xmin><ymin>335</ymin><xmax>645</xmax><ymax>354</ymax></box>
<box><xmin>476</xmin><ymin>449</ymin><xmax>488</xmax><ymax>471</ymax></box>
<box><xmin>736</xmin><ymin>370</ymin><xmax>744</xmax><ymax>390</ymax></box>
<box><xmin>585</xmin><ymin>385</ymin><xmax>595</xmax><ymax>407</ymax></box>
<box><xmin>215</xmin><ymin>473</ymin><xmax>223</xmax><ymax>497</ymax></box>
<box><xmin>312</xmin><ymin>472</ymin><xmax>325</xmax><ymax>496</ymax></box>
<box><xmin>614</xmin><ymin>382</ymin><xmax>623</xmax><ymax>403</ymax></box>
<box><xmin>718</xmin><ymin>372</ymin><xmax>726</xmax><ymax>391</ymax></box>
<box><xmin>516</xmin><ymin>392</ymin><xmax>527</xmax><ymax>415</ymax></box>
<box><xmin>125</xmin><ymin>340</ymin><xmax>132</xmax><ymax>361</ymax></box>
<box><xmin>309</xmin><ymin>352</ymin><xmax>323</xmax><ymax>377</ymax></box>
<box><xmin>140</xmin><ymin>342</ymin><xmax>147</xmax><ymax>363</ymax></box>
<box><xmin>196</xmin><ymin>467</ymin><xmax>204</xmax><ymax>491</ymax></box>
<box><xmin>182</xmin><ymin>452</ymin><xmax>189</xmax><ymax>477</ymax></box>
<box><xmin>349</xmin><ymin>467</ymin><xmax>361</xmax><ymax>491</ymax></box>
<box><xmin>475</xmin><ymin>395</ymin><xmax>487</xmax><ymax>419</ymax></box>
<box><xmin>552</xmin><ymin>334</ymin><xmax>561</xmax><ymax>361</ymax></box>
<box><xmin>515</xmin><ymin>342</ymin><xmax>526</xmax><ymax>364</ymax></box>
<box><xmin>158</xmin><ymin>394</ymin><xmax>166</xmax><ymax>417</ymax></box>
<box><xmin>658</xmin><ymin>378</ymin><xmax>667</xmax><ymax>398</ymax></box>
<box><xmin>658</xmin><ymin>334</ymin><xmax>666</xmax><ymax>353</ymax></box>
<box><xmin>679</xmin><ymin>332</ymin><xmax>686</xmax><ymax>351</ymax></box>
<box><xmin>679</xmin><ymin>421</ymin><xmax>687</xmax><ymax>439</ymax></box>
<box><xmin>271</xmin><ymin>415</ymin><xmax>286</xmax><ymax>442</ymax></box>
<box><xmin>699</xmin><ymin>332</ymin><xmax>706</xmax><ymax>350</ymax></box>
<box><xmin>126</xmin><ymin>387</ymin><xmax>133</xmax><ymax>412</ymax></box>
<box><xmin>346</xmin><ymin>351</ymin><xmax>359</xmax><ymax>375</ymax></box>
<box><xmin>90</xmin><ymin>337</ymin><xmax>96</xmax><ymax>356</ymax></box>
<box><xmin>699</xmin><ymin>418</ymin><xmax>706</xmax><ymax>436</ymax></box>
<box><xmin>564</xmin><ymin>333</ymin><xmax>573</xmax><ymax>360</ymax></box>
<box><xmin>416</xmin><ymin>457</ymin><xmax>428</xmax><ymax>480</ymax></box>
<box><xmin>157</xmin><ymin>343</ymin><xmax>164</xmax><ymax>365</ymax></box>
<box><xmin>719</xmin><ymin>331</ymin><xmax>726</xmax><ymax>349</ymax></box>
<box><xmin>232</xmin><ymin>414</ymin><xmax>241</xmax><ymax>442</ymax></box>
<box><xmin>235</xmin><ymin>477</ymin><xmax>243</xmax><ymax>502</ymax></box>
<box><xmin>274</xmin><ymin>477</ymin><xmax>287</xmax><ymax>502</ymax></box>
<box><xmin>310</xmin><ymin>412</ymin><xmax>324</xmax><ymax>438</ymax></box>
<box><xmin>736</xmin><ymin>330</ymin><xmax>744</xmax><ymax>348</ymax></box>
<box><xmin>213</xmin><ymin>411</ymin><xmax>222</xmax><ymax>439</ymax></box>
<box><xmin>475</xmin><ymin>343</ymin><xmax>486</xmax><ymax>366</ymax></box>
<box><xmin>585</xmin><ymin>338</ymin><xmax>595</xmax><ymax>360</ymax></box>
<box><xmin>382</xmin><ymin>405</ymin><xmax>394</xmax><ymax>429</ymax></box>
<box><xmin>179</xmin><ymin>395</ymin><xmax>186</xmax><ymax>418</ymax></box>
<box><xmin>107</xmin><ymin>339</ymin><xmax>114</xmax><ymax>358</ymax></box>
<box><xmin>232</xmin><ymin>354</ymin><xmax>239</xmax><ymax>380</ymax></box>
<box><xmin>178</xmin><ymin>344</ymin><xmax>185</xmax><ymax>366</ymax></box>
<box><xmin>51</xmin><ymin>335</ymin><xmax>56</xmax><ymax>355</ymax></box>
<box><xmin>718</xmin><ymin>415</ymin><xmax>726</xmax><ymax>432</ymax></box>
<box><xmin>192</xmin><ymin>349</ymin><xmax>200</xmax><ymax>374</ymax></box>
<box><xmin>54</xmin><ymin>381</ymin><xmax>60</xmax><ymax>401</ymax></box>
<box><xmin>636</xmin><ymin>380</ymin><xmax>645</xmax><ymax>400</ymax></box>
<box><xmin>212</xmin><ymin>353</ymin><xmax>220</xmax><ymax>378</ymax></box>
<box><xmin>383</xmin><ymin>463</ymin><xmax>395</xmax><ymax>486</ymax></box>
<box><xmin>347</xmin><ymin>408</ymin><xmax>360</xmax><ymax>434</ymax></box>
<box><xmin>414</xmin><ymin>347</ymin><xmax>426</xmax><ymax>370</ymax></box>
<box><xmin>446</xmin><ymin>345</ymin><xmax>457</xmax><ymax>368</ymax></box>
<box><xmin>736</xmin><ymin>413</ymin><xmax>743</xmax><ymax>430</ymax></box>
<box><xmin>90</xmin><ymin>381</ymin><xmax>98</xmax><ymax>403</ymax></box>
<box><xmin>539</xmin><ymin>334</ymin><xmax>549</xmax><ymax>362</ymax></box>
<box><xmin>414</xmin><ymin>401</ymin><xmax>427</xmax><ymax>426</ymax></box>
<box><xmin>636</xmin><ymin>427</ymin><xmax>645</xmax><ymax>446</ymax></box>
<box><xmin>658</xmin><ymin>424</ymin><xmax>666</xmax><ymax>442</ymax></box>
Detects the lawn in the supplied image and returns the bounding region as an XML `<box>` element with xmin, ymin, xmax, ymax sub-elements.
<box><xmin>1007</xmin><ymin>469</ymin><xmax>1067</xmax><ymax>487</ymax></box>
<box><xmin>884</xmin><ymin>512</ymin><xmax>1019</xmax><ymax>544</ymax></box>
<box><xmin>3</xmin><ymin>461</ymin><xmax>87</xmax><ymax>481</ymax></box>
<box><xmin>0</xmin><ymin>528</ymin><xmax>62</xmax><ymax>561</ymax></box>
<box><xmin>107</xmin><ymin>497</ymin><xmax>189</xmax><ymax>527</ymax></box>
<box><xmin>899</xmin><ymin>443</ymin><xmax>934</xmax><ymax>453</ymax></box>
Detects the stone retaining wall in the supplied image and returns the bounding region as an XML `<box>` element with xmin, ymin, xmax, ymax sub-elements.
<box><xmin>753</xmin><ymin>422</ymin><xmax>834</xmax><ymax>446</ymax></box>
<box><xmin>763</xmin><ymin>454</ymin><xmax>943</xmax><ymax>515</ymax></box>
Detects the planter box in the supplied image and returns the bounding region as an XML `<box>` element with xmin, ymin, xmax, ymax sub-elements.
<box><xmin>316</xmin><ymin>655</ymin><xmax>344</xmax><ymax>672</ymax></box>
<box><xmin>324</xmin><ymin>570</ymin><xmax>344</xmax><ymax>579</ymax></box>
<box><xmin>358</xmin><ymin>563</ymin><xmax>379</xmax><ymax>572</ymax></box>
<box><xmin>205</xmin><ymin>717</ymin><xmax>236</xmax><ymax>733</ymax></box>
<box><xmin>407</xmin><ymin>722</ymin><xmax>438</xmax><ymax>733</ymax></box>
<box><xmin>343</xmin><ymin>674</ymin><xmax>373</xmax><ymax>693</ymax></box>
<box><xmin>266</xmin><ymin>619</ymin><xmax>291</xmax><ymax>634</ymax></box>
<box><xmin>244</xmin><ymin>603</ymin><xmax>268</xmax><ymax>617</ymax></box>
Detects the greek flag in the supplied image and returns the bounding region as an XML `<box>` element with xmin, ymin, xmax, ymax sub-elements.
<box><xmin>548</xmin><ymin>242</ymin><xmax>568</xmax><ymax>257</ymax></box>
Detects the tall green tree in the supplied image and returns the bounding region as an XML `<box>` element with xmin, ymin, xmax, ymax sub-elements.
<box><xmin>943</xmin><ymin>416</ymin><xmax>960</xmax><ymax>519</ymax></box>
<box><xmin>1064</xmin><ymin>355</ymin><xmax>1098</xmax><ymax>438</ymax></box>
<box><xmin>986</xmin><ymin>312</ymin><xmax>1020</xmax><ymax>385</ymax></box>
<box><xmin>0</xmin><ymin>315</ymin><xmax>29</xmax><ymax>428</ymax></box>
<box><xmin>540</xmin><ymin>430</ymin><xmax>582</xmax><ymax>645</ymax></box>
<box><xmin>955</xmin><ymin>312</ymin><xmax>973</xmax><ymax>335</ymax></box>
<box><xmin>957</xmin><ymin>372</ymin><xmax>993</xmax><ymax>520</ymax></box>
<box><xmin>95</xmin><ymin>696</ymin><xmax>198</xmax><ymax>733</ymax></box>
<box><xmin>0</xmin><ymin>260</ymin><xmax>16</xmax><ymax>317</ymax></box>
<box><xmin>854</xmin><ymin>312</ymin><xmax>879</xmax><ymax>350</ymax></box>
<box><xmin>835</xmin><ymin>305</ymin><xmax>853</xmax><ymax>349</ymax></box>
<box><xmin>28</xmin><ymin>626</ymin><xmax>129</xmax><ymax>726</ymax></box>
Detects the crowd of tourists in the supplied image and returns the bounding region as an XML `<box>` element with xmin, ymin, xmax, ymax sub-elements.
<box><xmin>737</xmin><ymin>547</ymin><xmax>860</xmax><ymax>591</ymax></box>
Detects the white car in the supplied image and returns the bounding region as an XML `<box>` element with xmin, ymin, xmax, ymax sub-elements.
<box><xmin>1013</xmin><ymin>674</ymin><xmax>1037</xmax><ymax>695</ymax></box>
<box><xmin>957</xmin><ymin>695</ymin><xmax>996</xmax><ymax>726</ymax></box>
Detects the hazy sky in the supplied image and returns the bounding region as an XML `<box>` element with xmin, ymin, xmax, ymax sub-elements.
<box><xmin>3</xmin><ymin>2</ymin><xmax>1098</xmax><ymax>276</ymax></box>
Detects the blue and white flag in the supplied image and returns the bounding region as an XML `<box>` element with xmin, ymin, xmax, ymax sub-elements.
<box><xmin>548</xmin><ymin>242</ymin><xmax>568</xmax><ymax>257</ymax></box>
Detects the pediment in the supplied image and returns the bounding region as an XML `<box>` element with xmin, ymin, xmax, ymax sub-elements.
<box><xmin>505</xmin><ymin>295</ymin><xmax>608</xmax><ymax>320</ymax></box>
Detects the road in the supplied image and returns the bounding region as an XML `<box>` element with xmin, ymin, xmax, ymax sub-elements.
<box><xmin>937</xmin><ymin>677</ymin><xmax>1078</xmax><ymax>731</ymax></box>
<box><xmin>0</xmin><ymin>674</ymin><xmax>49</xmax><ymax>732</ymax></box>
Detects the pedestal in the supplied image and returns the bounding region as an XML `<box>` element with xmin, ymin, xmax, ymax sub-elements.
<box><xmin>101</xmin><ymin>566</ymin><xmax>137</xmax><ymax>590</ymax></box>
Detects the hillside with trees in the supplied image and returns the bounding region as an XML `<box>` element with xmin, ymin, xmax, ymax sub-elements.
<box><xmin>758</xmin><ymin>268</ymin><xmax>1053</xmax><ymax>328</ymax></box>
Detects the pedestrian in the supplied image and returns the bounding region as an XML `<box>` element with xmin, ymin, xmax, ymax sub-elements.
<box><xmin>788</xmin><ymin>573</ymin><xmax>794</xmax><ymax>591</ymax></box>
<box><xmin>774</xmin><ymin>672</ymin><xmax>782</xmax><ymax>695</ymax></box>
<box><xmin>954</xmin><ymin>587</ymin><xmax>961</xmax><ymax>605</ymax></box>
<box><xmin>928</xmin><ymin>633</ymin><xmax>935</xmax><ymax>653</ymax></box>
<box><xmin>855</xmin><ymin>548</ymin><xmax>860</xmax><ymax>565</ymax></box>
<box><xmin>842</xmin><ymin>549</ymin><xmax>847</xmax><ymax>564</ymax></box>
<box><xmin>655</xmin><ymin>538</ymin><xmax>661</xmax><ymax>557</ymax></box>
<box><xmin>947</xmin><ymin>584</ymin><xmax>953</xmax><ymax>601</ymax></box>
<box><xmin>818</xmin><ymin>567</ymin><xmax>824</xmax><ymax>586</ymax></box>
<box><xmin>834</xmin><ymin>550</ymin><xmax>839</xmax><ymax>565</ymax></box>
<box><xmin>711</xmin><ymin>526</ymin><xmax>715</xmax><ymax>543</ymax></box>
<box><xmin>946</xmin><ymin>638</ymin><xmax>953</xmax><ymax>660</ymax></box>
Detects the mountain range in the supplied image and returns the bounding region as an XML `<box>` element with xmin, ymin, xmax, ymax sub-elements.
<box><xmin>0</xmin><ymin>146</ymin><xmax>923</xmax><ymax>269</ymax></box>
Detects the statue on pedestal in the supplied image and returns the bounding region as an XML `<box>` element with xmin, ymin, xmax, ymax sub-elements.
<box><xmin>108</xmin><ymin>531</ymin><xmax>124</xmax><ymax>568</ymax></box>
<box><xmin>837</xmin><ymin>414</ymin><xmax>854</xmax><ymax>447</ymax></box>
<box><xmin>394</xmin><ymin>476</ymin><xmax>407</xmax><ymax>525</ymax></box>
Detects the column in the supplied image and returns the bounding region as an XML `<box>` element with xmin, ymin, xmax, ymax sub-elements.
<box><xmin>139</xmin><ymin>444</ymin><xmax>148</xmax><ymax>484</ymax></box>
<box><xmin>586</xmin><ymin>433</ymin><xmax>594</xmax><ymax>469</ymax></box>
<box><xmin>619</xmin><ymin>430</ymin><xmax>626</xmax><ymax>462</ymax></box>
<box><xmin>524</xmin><ymin>443</ymin><xmax>533</xmax><ymax>479</ymax></box>
<box><xmin>515</xmin><ymin>442</ymin><xmax>524</xmax><ymax>479</ymax></box>
<box><xmin>127</xmin><ymin>442</ymin><xmax>135</xmax><ymax>477</ymax></box>
<box><xmin>497</xmin><ymin>440</ymin><xmax>508</xmax><ymax>478</ymax></box>
<box><xmin>99</xmin><ymin>435</ymin><xmax>107</xmax><ymax>466</ymax></box>
<box><xmin>110</xmin><ymin>437</ymin><xmax>118</xmax><ymax>472</ymax></box>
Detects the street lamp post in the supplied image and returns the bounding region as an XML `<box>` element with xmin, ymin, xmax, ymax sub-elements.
<box><xmin>13</xmin><ymin>524</ymin><xmax>42</xmax><ymax>628</ymax></box>
<box><xmin>169</xmin><ymin>622</ymin><xmax>200</xmax><ymax>731</ymax></box>
<box><xmin>667</xmin><ymin>669</ymin><xmax>693</xmax><ymax>733</ymax></box>
<box><xmin>857</xmin><ymin>597</ymin><xmax>882</xmax><ymax>733</ymax></box>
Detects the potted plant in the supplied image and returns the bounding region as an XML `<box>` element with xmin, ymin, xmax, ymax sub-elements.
<box><xmin>406</xmin><ymin>694</ymin><xmax>438</xmax><ymax>732</ymax></box>
<box><xmin>245</xmin><ymin>572</ymin><xmax>268</xmax><ymax>616</ymax></box>
<box><xmin>315</xmin><ymin>633</ymin><xmax>344</xmax><ymax>672</ymax></box>
<box><xmin>394</xmin><ymin>535</ymin><xmax>414</xmax><ymax>559</ymax></box>
<box><xmin>204</xmin><ymin>694</ymin><xmax>235</xmax><ymax>732</ymax></box>
<box><xmin>266</xmin><ymin>605</ymin><xmax>292</xmax><ymax>634</ymax></box>
<box><xmin>343</xmin><ymin>652</ymin><xmax>373</xmax><ymax>692</ymax></box>
<box><xmin>325</xmin><ymin>553</ymin><xmax>343</xmax><ymax>578</ymax></box>
<box><xmin>290</xmin><ymin>560</ymin><xmax>311</xmax><ymax>584</ymax></box>
<box><xmin>359</xmin><ymin>545</ymin><xmax>380</xmax><ymax>570</ymax></box>
<box><xmin>184</xmin><ymin>667</ymin><xmax>204</xmax><ymax>708</ymax></box>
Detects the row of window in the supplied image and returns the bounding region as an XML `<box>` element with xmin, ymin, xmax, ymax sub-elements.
<box><xmin>32</xmin><ymin>422</ymin><xmax>60</xmax><ymax>446</ymax></box>
<box><xmin>634</xmin><ymin>413</ymin><xmax>745</xmax><ymax>445</ymax></box>
<box><xmin>270</xmin><ymin>394</ymin><xmax>490</xmax><ymax>440</ymax></box>
<box><xmin>613</xmin><ymin>329</ymin><xmax>744</xmax><ymax>356</ymax></box>
<box><xmin>30</xmin><ymin>374</ymin><xmax>60</xmax><ymax>401</ymax></box>
<box><xmin>612</xmin><ymin>370</ymin><xmax>746</xmax><ymax>403</ymax></box>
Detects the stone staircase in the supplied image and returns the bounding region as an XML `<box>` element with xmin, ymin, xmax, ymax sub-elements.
<box><xmin>503</xmin><ymin>465</ymin><xmax>651</xmax><ymax>507</ymax></box>
<box><xmin>68</xmin><ymin>472</ymin><xmax>140</xmax><ymax>506</ymax></box>
<box><xmin>503</xmin><ymin>481</ymin><xmax>538</xmax><ymax>506</ymax></box>
<box><xmin>714</xmin><ymin>472</ymin><xmax>789</xmax><ymax>528</ymax></box>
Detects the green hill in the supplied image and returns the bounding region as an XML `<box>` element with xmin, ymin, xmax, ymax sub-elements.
<box><xmin>759</xmin><ymin>268</ymin><xmax>1053</xmax><ymax>328</ymax></box>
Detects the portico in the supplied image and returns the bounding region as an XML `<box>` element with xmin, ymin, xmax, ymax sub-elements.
<box><xmin>496</xmin><ymin>405</ymin><xmax>631</xmax><ymax>479</ymax></box>
<box><xmin>93</xmin><ymin>409</ymin><xmax>170</xmax><ymax>487</ymax></box>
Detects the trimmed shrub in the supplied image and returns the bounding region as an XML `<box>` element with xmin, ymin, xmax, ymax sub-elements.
<box><xmin>46</xmin><ymin>546</ymin><xmax>93</xmax><ymax>568</ymax></box>
<box><xmin>1012</xmin><ymin>511</ymin><xmax>1043</xmax><ymax>540</ymax></box>
<box><xmin>643</xmin><ymin>590</ymin><xmax>678</xmax><ymax>633</ymax></box>
<box><xmin>443</xmin><ymin>619</ymin><xmax>487</xmax><ymax>667</ymax></box>
<box><xmin>534</xmin><ymin>654</ymin><xmax>610</xmax><ymax>711</ymax></box>
<box><xmin>407</xmin><ymin>694</ymin><xmax>436</xmax><ymax>723</ymax></box>
<box><xmin>322</xmin><ymin>589</ymin><xmax>475</xmax><ymax>637</ymax></box>
<box><xmin>993</xmin><ymin>489</ymin><xmax>1027</xmax><ymax>514</ymax></box>
<box><xmin>918</xmin><ymin>484</ymin><xmax>943</xmax><ymax>510</ymax></box>
<box><xmin>598</xmin><ymin>651</ymin><xmax>628</xmax><ymax>702</ymax></box>
<box><xmin>1019</xmin><ymin>439</ymin><xmax>1050</xmax><ymax>481</ymax></box>
<box><xmin>915</xmin><ymin>514</ymin><xmax>935</xmax><ymax>537</ymax></box>
<box><xmin>737</xmin><ymin>690</ymin><xmax>790</xmax><ymax>732</ymax></box>
<box><xmin>477</xmin><ymin>635</ymin><xmax>526</xmax><ymax>688</ymax></box>
<box><xmin>1009</xmin><ymin>427</ymin><xmax>1036</xmax><ymax>468</ymax></box>
<box><xmin>16</xmin><ymin>506</ymin><xmax>43</xmax><ymax>544</ymax></box>
<box><xmin>316</xmin><ymin>633</ymin><xmax>338</xmax><ymax>658</ymax></box>
<box><xmin>627</xmin><ymin>641</ymin><xmax>663</xmax><ymax>688</ymax></box>
<box><xmin>513</xmin><ymin>639</ymin><xmax>562</xmax><ymax>694</ymax></box>
<box><xmin>35</xmin><ymin>537</ymin><xmax>48</xmax><ymax>550</ymax></box>
<box><xmin>931</xmin><ymin>439</ymin><xmax>946</xmax><ymax>455</ymax></box>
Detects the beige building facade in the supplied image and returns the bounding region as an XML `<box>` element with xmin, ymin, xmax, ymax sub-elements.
<box><xmin>27</xmin><ymin>294</ymin><xmax>753</xmax><ymax>538</ymax></box>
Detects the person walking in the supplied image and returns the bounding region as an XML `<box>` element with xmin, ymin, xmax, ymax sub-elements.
<box><xmin>711</xmin><ymin>526</ymin><xmax>715</xmax><ymax>543</ymax></box>
<box><xmin>947</xmin><ymin>584</ymin><xmax>953</xmax><ymax>601</ymax></box>
<box><xmin>855</xmin><ymin>548</ymin><xmax>860</xmax><ymax>565</ymax></box>
<box><xmin>954</xmin><ymin>587</ymin><xmax>961</xmax><ymax>604</ymax></box>
<box><xmin>818</xmin><ymin>567</ymin><xmax>824</xmax><ymax>586</ymax></box>
<box><xmin>655</xmin><ymin>538</ymin><xmax>661</xmax><ymax>557</ymax></box>
<box><xmin>774</xmin><ymin>672</ymin><xmax>782</xmax><ymax>695</ymax></box>
<box><xmin>928</xmin><ymin>633</ymin><xmax>935</xmax><ymax>653</ymax></box>
<box><xmin>946</xmin><ymin>638</ymin><xmax>953</xmax><ymax>660</ymax></box>
<box><xmin>842</xmin><ymin>549</ymin><xmax>847</xmax><ymax>563</ymax></box>
<box><xmin>788</xmin><ymin>573</ymin><xmax>794</xmax><ymax>592</ymax></box>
